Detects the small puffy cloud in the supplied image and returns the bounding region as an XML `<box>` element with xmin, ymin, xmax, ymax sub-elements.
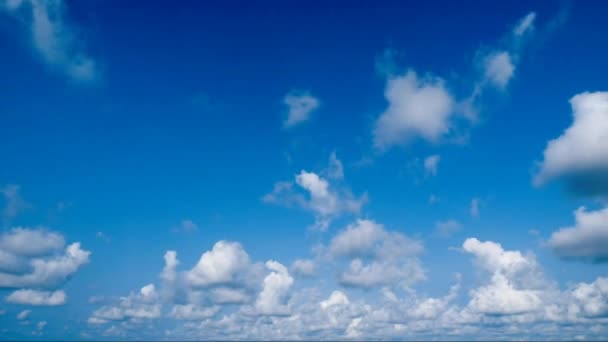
<box><xmin>264</xmin><ymin>166</ymin><xmax>366</xmax><ymax>231</ymax></box>
<box><xmin>434</xmin><ymin>220</ymin><xmax>462</xmax><ymax>238</ymax></box>
<box><xmin>470</xmin><ymin>198</ymin><xmax>480</xmax><ymax>218</ymax></box>
<box><xmin>325</xmin><ymin>152</ymin><xmax>344</xmax><ymax>180</ymax></box>
<box><xmin>330</xmin><ymin>219</ymin><xmax>424</xmax><ymax>289</ymax></box>
<box><xmin>5</xmin><ymin>289</ymin><xmax>66</xmax><ymax>306</ymax></box>
<box><xmin>36</xmin><ymin>320</ymin><xmax>47</xmax><ymax>330</ymax></box>
<box><xmin>320</xmin><ymin>290</ymin><xmax>349</xmax><ymax>310</ymax></box>
<box><xmin>186</xmin><ymin>241</ymin><xmax>250</xmax><ymax>287</ymax></box>
<box><xmin>0</xmin><ymin>227</ymin><xmax>64</xmax><ymax>257</ymax></box>
<box><xmin>17</xmin><ymin>309</ymin><xmax>31</xmax><ymax>320</ymax></box>
<box><xmin>256</xmin><ymin>260</ymin><xmax>294</xmax><ymax>315</ymax></box>
<box><xmin>1</xmin><ymin>0</ymin><xmax>98</xmax><ymax>82</ymax></box>
<box><xmin>468</xmin><ymin>272</ymin><xmax>541</xmax><ymax>315</ymax></box>
<box><xmin>283</xmin><ymin>91</ymin><xmax>320</xmax><ymax>128</ymax></box>
<box><xmin>423</xmin><ymin>154</ymin><xmax>441</xmax><ymax>177</ymax></box>
<box><xmin>373</xmin><ymin>71</ymin><xmax>455</xmax><ymax>149</ymax></box>
<box><xmin>484</xmin><ymin>51</ymin><xmax>515</xmax><ymax>88</ymax></box>
<box><xmin>534</xmin><ymin>92</ymin><xmax>608</xmax><ymax>197</ymax></box>
<box><xmin>160</xmin><ymin>250</ymin><xmax>179</xmax><ymax>283</ymax></box>
<box><xmin>548</xmin><ymin>206</ymin><xmax>608</xmax><ymax>262</ymax></box>
<box><xmin>291</xmin><ymin>259</ymin><xmax>316</xmax><ymax>277</ymax></box>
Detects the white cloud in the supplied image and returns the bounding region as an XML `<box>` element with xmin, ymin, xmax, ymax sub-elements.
<box><xmin>17</xmin><ymin>309</ymin><xmax>30</xmax><ymax>320</ymax></box>
<box><xmin>548</xmin><ymin>206</ymin><xmax>608</xmax><ymax>262</ymax></box>
<box><xmin>211</xmin><ymin>287</ymin><xmax>249</xmax><ymax>304</ymax></box>
<box><xmin>256</xmin><ymin>260</ymin><xmax>294</xmax><ymax>315</ymax></box>
<box><xmin>172</xmin><ymin>219</ymin><xmax>198</xmax><ymax>233</ymax></box>
<box><xmin>186</xmin><ymin>241</ymin><xmax>250</xmax><ymax>287</ymax></box>
<box><xmin>423</xmin><ymin>154</ymin><xmax>441</xmax><ymax>177</ymax></box>
<box><xmin>161</xmin><ymin>250</ymin><xmax>179</xmax><ymax>283</ymax></box>
<box><xmin>283</xmin><ymin>91</ymin><xmax>320</xmax><ymax>128</ymax></box>
<box><xmin>571</xmin><ymin>277</ymin><xmax>608</xmax><ymax>317</ymax></box>
<box><xmin>330</xmin><ymin>220</ymin><xmax>424</xmax><ymax>289</ymax></box>
<box><xmin>169</xmin><ymin>304</ymin><xmax>220</xmax><ymax>320</ymax></box>
<box><xmin>6</xmin><ymin>289</ymin><xmax>66</xmax><ymax>306</ymax></box>
<box><xmin>1</xmin><ymin>0</ymin><xmax>98</xmax><ymax>82</ymax></box>
<box><xmin>0</xmin><ymin>228</ymin><xmax>89</xmax><ymax>290</ymax></box>
<box><xmin>484</xmin><ymin>51</ymin><xmax>515</xmax><ymax>88</ymax></box>
<box><xmin>291</xmin><ymin>259</ymin><xmax>316</xmax><ymax>277</ymax></box>
<box><xmin>88</xmin><ymin>284</ymin><xmax>161</xmax><ymax>324</ymax></box>
<box><xmin>264</xmin><ymin>165</ymin><xmax>366</xmax><ymax>231</ymax></box>
<box><xmin>325</xmin><ymin>152</ymin><xmax>344</xmax><ymax>180</ymax></box>
<box><xmin>320</xmin><ymin>290</ymin><xmax>349</xmax><ymax>310</ymax></box>
<box><xmin>513</xmin><ymin>12</ymin><xmax>536</xmax><ymax>36</ymax></box>
<box><xmin>434</xmin><ymin>220</ymin><xmax>462</xmax><ymax>238</ymax></box>
<box><xmin>534</xmin><ymin>92</ymin><xmax>608</xmax><ymax>196</ymax></box>
<box><xmin>373</xmin><ymin>71</ymin><xmax>455</xmax><ymax>149</ymax></box>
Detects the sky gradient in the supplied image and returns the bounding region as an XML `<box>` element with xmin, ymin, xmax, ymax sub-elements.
<box><xmin>1</xmin><ymin>0</ymin><xmax>608</xmax><ymax>340</ymax></box>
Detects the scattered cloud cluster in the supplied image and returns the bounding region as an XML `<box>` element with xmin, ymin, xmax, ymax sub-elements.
<box><xmin>263</xmin><ymin>153</ymin><xmax>367</xmax><ymax>230</ymax></box>
<box><xmin>373</xmin><ymin>12</ymin><xmax>537</xmax><ymax>149</ymax></box>
<box><xmin>84</xmin><ymin>231</ymin><xmax>608</xmax><ymax>340</ymax></box>
<box><xmin>0</xmin><ymin>227</ymin><xmax>90</xmax><ymax>305</ymax></box>
<box><xmin>1</xmin><ymin>0</ymin><xmax>99</xmax><ymax>82</ymax></box>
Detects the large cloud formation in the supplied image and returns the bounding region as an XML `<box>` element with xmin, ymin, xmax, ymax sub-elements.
<box><xmin>534</xmin><ymin>91</ymin><xmax>608</xmax><ymax>197</ymax></box>
<box><xmin>548</xmin><ymin>206</ymin><xmax>608</xmax><ymax>262</ymax></box>
<box><xmin>0</xmin><ymin>227</ymin><xmax>90</xmax><ymax>306</ymax></box>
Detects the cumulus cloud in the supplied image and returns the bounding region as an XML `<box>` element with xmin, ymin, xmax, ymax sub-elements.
<box><xmin>534</xmin><ymin>92</ymin><xmax>608</xmax><ymax>197</ymax></box>
<box><xmin>0</xmin><ymin>228</ymin><xmax>89</xmax><ymax>291</ymax></box>
<box><xmin>186</xmin><ymin>241</ymin><xmax>250</xmax><ymax>287</ymax></box>
<box><xmin>373</xmin><ymin>71</ymin><xmax>455</xmax><ymax>149</ymax></box>
<box><xmin>320</xmin><ymin>290</ymin><xmax>349</xmax><ymax>310</ymax></box>
<box><xmin>5</xmin><ymin>289</ymin><xmax>66</xmax><ymax>306</ymax></box>
<box><xmin>256</xmin><ymin>260</ymin><xmax>294</xmax><ymax>315</ymax></box>
<box><xmin>548</xmin><ymin>206</ymin><xmax>608</xmax><ymax>262</ymax></box>
<box><xmin>263</xmin><ymin>155</ymin><xmax>367</xmax><ymax>230</ymax></box>
<box><xmin>1</xmin><ymin>0</ymin><xmax>98</xmax><ymax>82</ymax></box>
<box><xmin>483</xmin><ymin>51</ymin><xmax>515</xmax><ymax>88</ymax></box>
<box><xmin>17</xmin><ymin>309</ymin><xmax>30</xmax><ymax>320</ymax></box>
<box><xmin>89</xmin><ymin>284</ymin><xmax>161</xmax><ymax>325</ymax></box>
<box><xmin>283</xmin><ymin>91</ymin><xmax>320</xmax><ymax>128</ymax></box>
<box><xmin>329</xmin><ymin>219</ymin><xmax>424</xmax><ymax>289</ymax></box>
<box><xmin>170</xmin><ymin>304</ymin><xmax>220</xmax><ymax>320</ymax></box>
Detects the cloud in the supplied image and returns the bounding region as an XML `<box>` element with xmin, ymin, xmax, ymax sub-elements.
<box><xmin>17</xmin><ymin>309</ymin><xmax>30</xmax><ymax>320</ymax></box>
<box><xmin>186</xmin><ymin>241</ymin><xmax>250</xmax><ymax>287</ymax></box>
<box><xmin>263</xmin><ymin>156</ymin><xmax>367</xmax><ymax>231</ymax></box>
<box><xmin>171</xmin><ymin>219</ymin><xmax>198</xmax><ymax>233</ymax></box>
<box><xmin>514</xmin><ymin>12</ymin><xmax>536</xmax><ymax>36</ymax></box>
<box><xmin>1</xmin><ymin>185</ymin><xmax>29</xmax><ymax>225</ymax></box>
<box><xmin>423</xmin><ymin>154</ymin><xmax>441</xmax><ymax>177</ymax></box>
<box><xmin>89</xmin><ymin>284</ymin><xmax>161</xmax><ymax>325</ymax></box>
<box><xmin>433</xmin><ymin>220</ymin><xmax>462</xmax><ymax>238</ymax></box>
<box><xmin>483</xmin><ymin>51</ymin><xmax>515</xmax><ymax>88</ymax></box>
<box><xmin>548</xmin><ymin>206</ymin><xmax>608</xmax><ymax>262</ymax></box>
<box><xmin>6</xmin><ymin>289</ymin><xmax>66</xmax><ymax>306</ymax></box>
<box><xmin>169</xmin><ymin>304</ymin><xmax>220</xmax><ymax>320</ymax></box>
<box><xmin>283</xmin><ymin>91</ymin><xmax>320</xmax><ymax>128</ymax></box>
<box><xmin>255</xmin><ymin>260</ymin><xmax>294</xmax><ymax>315</ymax></box>
<box><xmin>470</xmin><ymin>198</ymin><xmax>480</xmax><ymax>218</ymax></box>
<box><xmin>319</xmin><ymin>290</ymin><xmax>349</xmax><ymax>310</ymax></box>
<box><xmin>570</xmin><ymin>277</ymin><xmax>608</xmax><ymax>317</ymax></box>
<box><xmin>329</xmin><ymin>219</ymin><xmax>424</xmax><ymax>289</ymax></box>
<box><xmin>1</xmin><ymin>0</ymin><xmax>98</xmax><ymax>82</ymax></box>
<box><xmin>291</xmin><ymin>259</ymin><xmax>316</xmax><ymax>277</ymax></box>
<box><xmin>534</xmin><ymin>92</ymin><xmax>608</xmax><ymax>197</ymax></box>
<box><xmin>0</xmin><ymin>228</ymin><xmax>89</xmax><ymax>289</ymax></box>
<box><xmin>373</xmin><ymin>71</ymin><xmax>455</xmax><ymax>149</ymax></box>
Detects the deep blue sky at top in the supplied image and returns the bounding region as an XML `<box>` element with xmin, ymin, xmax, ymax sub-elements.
<box><xmin>1</xmin><ymin>0</ymin><xmax>608</xmax><ymax>314</ymax></box>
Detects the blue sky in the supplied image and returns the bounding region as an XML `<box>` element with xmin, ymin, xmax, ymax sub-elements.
<box><xmin>1</xmin><ymin>0</ymin><xmax>608</xmax><ymax>340</ymax></box>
